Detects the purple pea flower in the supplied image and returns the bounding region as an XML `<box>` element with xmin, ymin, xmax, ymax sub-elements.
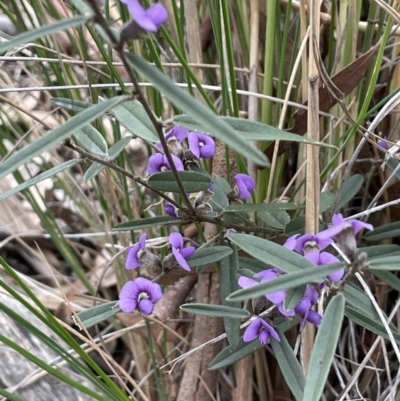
<box><xmin>120</xmin><ymin>0</ymin><xmax>168</xmax><ymax>32</ymax></box>
<box><xmin>233</xmin><ymin>173</ymin><xmax>256</xmax><ymax>200</ymax></box>
<box><xmin>305</xmin><ymin>251</ymin><xmax>344</xmax><ymax>282</ymax></box>
<box><xmin>119</xmin><ymin>277</ymin><xmax>162</xmax><ymax>315</ymax></box>
<box><xmin>188</xmin><ymin>132</ymin><xmax>215</xmax><ymax>158</ymax></box>
<box><xmin>164</xmin><ymin>203</ymin><xmax>178</xmax><ymax>218</ymax></box>
<box><xmin>147</xmin><ymin>153</ymin><xmax>184</xmax><ymax>174</ymax></box>
<box><xmin>243</xmin><ymin>317</ymin><xmax>280</xmax><ymax>345</ymax></box>
<box><xmin>238</xmin><ymin>269</ymin><xmax>286</xmax><ymax>305</ymax></box>
<box><xmin>318</xmin><ymin>213</ymin><xmax>373</xmax><ymax>240</ymax></box>
<box><xmin>169</xmin><ymin>232</ymin><xmax>195</xmax><ymax>271</ymax></box>
<box><xmin>126</xmin><ymin>233</ymin><xmax>147</xmax><ymax>269</ymax></box>
<box><xmin>292</xmin><ymin>233</ymin><xmax>333</xmax><ymax>254</ymax></box>
<box><xmin>378</xmin><ymin>138</ymin><xmax>388</xmax><ymax>150</ymax></box>
<box><xmin>165</xmin><ymin>126</ymin><xmax>189</xmax><ymax>142</ymax></box>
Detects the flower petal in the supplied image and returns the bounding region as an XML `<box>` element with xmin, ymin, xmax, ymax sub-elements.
<box><xmin>147</xmin><ymin>153</ymin><xmax>165</xmax><ymax>174</ymax></box>
<box><xmin>319</xmin><ymin>252</ymin><xmax>339</xmax><ymax>265</ymax></box>
<box><xmin>306</xmin><ymin>310</ymin><xmax>322</xmax><ymax>325</ymax></box>
<box><xmin>266</xmin><ymin>290</ymin><xmax>286</xmax><ymax>305</ymax></box>
<box><xmin>351</xmin><ymin>219</ymin><xmax>374</xmax><ymax>234</ymax></box>
<box><xmin>125</xmin><ymin>243</ymin><xmax>143</xmax><ymax>269</ymax></box>
<box><xmin>243</xmin><ymin>319</ymin><xmax>262</xmax><ymax>342</ymax></box>
<box><xmin>138</xmin><ymin>232</ymin><xmax>147</xmax><ymax>250</ymax></box>
<box><xmin>238</xmin><ymin>276</ymin><xmax>259</xmax><ymax>289</ymax></box>
<box><xmin>188</xmin><ymin>132</ymin><xmax>201</xmax><ymax>158</ymax></box>
<box><xmin>169</xmin><ymin>232</ymin><xmax>183</xmax><ymax>249</ymax></box>
<box><xmin>119</xmin><ymin>281</ymin><xmax>139</xmax><ymax>312</ymax></box>
<box><xmin>145</xmin><ymin>3</ymin><xmax>168</xmax><ymax>28</ymax></box>
<box><xmin>327</xmin><ymin>269</ymin><xmax>344</xmax><ymax>282</ymax></box>
<box><xmin>138</xmin><ymin>298</ymin><xmax>154</xmax><ymax>315</ymax></box>
<box><xmin>164</xmin><ymin>203</ymin><xmax>178</xmax><ymax>218</ymax></box>
<box><xmin>261</xmin><ymin>320</ymin><xmax>280</xmax><ymax>342</ymax></box>
<box><xmin>259</xmin><ymin>330</ymin><xmax>269</xmax><ymax>345</ymax></box>
<box><xmin>180</xmin><ymin>246</ymin><xmax>195</xmax><ymax>259</ymax></box>
<box><xmin>234</xmin><ymin>173</ymin><xmax>255</xmax><ymax>199</ymax></box>
<box><xmin>172</xmin><ymin>248</ymin><xmax>191</xmax><ymax>271</ymax></box>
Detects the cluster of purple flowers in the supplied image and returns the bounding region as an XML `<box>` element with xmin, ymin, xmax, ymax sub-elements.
<box><xmin>241</xmin><ymin>213</ymin><xmax>373</xmax><ymax>346</ymax></box>
<box><xmin>119</xmin><ymin>232</ymin><xmax>195</xmax><ymax>315</ymax></box>
<box><xmin>148</xmin><ymin>126</ymin><xmax>216</xmax><ymax>174</ymax></box>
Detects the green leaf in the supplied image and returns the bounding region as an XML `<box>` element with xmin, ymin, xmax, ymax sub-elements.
<box><xmin>208</xmin><ymin>317</ymin><xmax>300</xmax><ymax>370</ymax></box>
<box><xmin>359</xmin><ymin>244</ymin><xmax>400</xmax><ymax>258</ymax></box>
<box><xmin>365</xmin><ymin>221</ymin><xmax>400</xmax><ymax>241</ymax></box>
<box><xmin>238</xmin><ymin>257</ymin><xmax>271</xmax><ymax>272</ymax></box>
<box><xmin>226</xmin><ymin>233</ymin><xmax>316</xmax><ymax>273</ymax></box>
<box><xmin>258</xmin><ymin>210</ymin><xmax>291</xmax><ymax>229</ymax></box>
<box><xmin>147</xmin><ymin>171</ymin><xmax>211</xmax><ymax>193</ymax></box>
<box><xmin>0</xmin><ymin>388</ymin><xmax>26</xmax><ymax>401</ymax></box>
<box><xmin>209</xmin><ymin>176</ymin><xmax>230</xmax><ymax>212</ymax></box>
<box><xmin>51</xmin><ymin>97</ymin><xmax>92</xmax><ymax>112</ymax></box>
<box><xmin>368</xmin><ymin>255</ymin><xmax>400</xmax><ymax>270</ymax></box>
<box><xmin>319</xmin><ymin>191</ymin><xmax>336</xmax><ymax>213</ymax></box>
<box><xmin>303</xmin><ymin>294</ymin><xmax>345</xmax><ymax>401</ymax></box>
<box><xmin>221</xmin><ymin>241</ymin><xmax>241</xmax><ymax>346</ymax></box>
<box><xmin>370</xmin><ymin>269</ymin><xmax>400</xmax><ymax>293</ymax></box>
<box><xmin>0</xmin><ymin>160</ymin><xmax>79</xmax><ymax>201</ymax></box>
<box><xmin>271</xmin><ymin>330</ymin><xmax>305</xmax><ymax>401</ymax></box>
<box><xmin>187</xmin><ymin>246</ymin><xmax>233</xmax><ymax>268</ymax></box>
<box><xmin>74</xmin><ymin>125</ymin><xmax>108</xmax><ymax>155</ymax></box>
<box><xmin>113</xmin><ymin>215</ymin><xmax>177</xmax><ymax>231</ymax></box>
<box><xmin>180</xmin><ymin>303</ymin><xmax>249</xmax><ymax>318</ymax></box>
<box><xmin>225</xmin><ymin>203</ymin><xmax>303</xmax><ymax>213</ymax></box>
<box><xmin>126</xmin><ymin>53</ymin><xmax>268</xmax><ymax>166</ymax></box>
<box><xmin>334</xmin><ymin>174</ymin><xmax>364</xmax><ymax>210</ymax></box>
<box><xmin>0</xmin><ymin>96</ymin><xmax>128</xmax><ymax>180</ymax></box>
<box><xmin>345</xmin><ymin>306</ymin><xmax>400</xmax><ymax>343</ymax></box>
<box><xmin>284</xmin><ymin>286</ymin><xmax>306</xmax><ymax>311</ymax></box>
<box><xmin>174</xmin><ymin>115</ymin><xmax>336</xmax><ymax>149</ymax></box>
<box><xmin>77</xmin><ymin>301</ymin><xmax>121</xmax><ymax>328</ymax></box>
<box><xmin>227</xmin><ymin>263</ymin><xmax>344</xmax><ymax>302</ymax></box>
<box><xmin>84</xmin><ymin>135</ymin><xmax>132</xmax><ymax>181</ymax></box>
<box><xmin>284</xmin><ymin>216</ymin><xmax>306</xmax><ymax>236</ymax></box>
<box><xmin>0</xmin><ymin>16</ymin><xmax>90</xmax><ymax>54</ymax></box>
<box><xmin>112</xmin><ymin>100</ymin><xmax>159</xmax><ymax>143</ymax></box>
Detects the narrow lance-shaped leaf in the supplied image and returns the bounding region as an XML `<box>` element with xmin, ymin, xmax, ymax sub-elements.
<box><xmin>187</xmin><ymin>246</ymin><xmax>233</xmax><ymax>268</ymax></box>
<box><xmin>126</xmin><ymin>53</ymin><xmax>269</xmax><ymax>166</ymax></box>
<box><xmin>76</xmin><ymin>301</ymin><xmax>121</xmax><ymax>329</ymax></box>
<box><xmin>220</xmin><ymin>241</ymin><xmax>241</xmax><ymax>346</ymax></box>
<box><xmin>147</xmin><ymin>171</ymin><xmax>211</xmax><ymax>193</ymax></box>
<box><xmin>0</xmin><ymin>160</ymin><xmax>80</xmax><ymax>201</ymax></box>
<box><xmin>227</xmin><ymin>263</ymin><xmax>344</xmax><ymax>302</ymax></box>
<box><xmin>271</xmin><ymin>330</ymin><xmax>305</xmax><ymax>401</ymax></box>
<box><xmin>226</xmin><ymin>233</ymin><xmax>317</xmax><ymax>273</ymax></box>
<box><xmin>180</xmin><ymin>304</ymin><xmax>250</xmax><ymax>318</ymax></box>
<box><xmin>84</xmin><ymin>135</ymin><xmax>133</xmax><ymax>181</ymax></box>
<box><xmin>112</xmin><ymin>100</ymin><xmax>159</xmax><ymax>143</ymax></box>
<box><xmin>0</xmin><ymin>96</ymin><xmax>129</xmax><ymax>180</ymax></box>
<box><xmin>174</xmin><ymin>114</ymin><xmax>336</xmax><ymax>149</ymax></box>
<box><xmin>0</xmin><ymin>16</ymin><xmax>90</xmax><ymax>54</ymax></box>
<box><xmin>113</xmin><ymin>215</ymin><xmax>178</xmax><ymax>231</ymax></box>
<box><xmin>302</xmin><ymin>294</ymin><xmax>345</xmax><ymax>401</ymax></box>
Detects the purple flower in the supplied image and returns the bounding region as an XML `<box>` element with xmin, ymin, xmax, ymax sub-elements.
<box><xmin>120</xmin><ymin>0</ymin><xmax>168</xmax><ymax>32</ymax></box>
<box><xmin>147</xmin><ymin>153</ymin><xmax>184</xmax><ymax>174</ymax></box>
<box><xmin>243</xmin><ymin>317</ymin><xmax>280</xmax><ymax>345</ymax></box>
<box><xmin>169</xmin><ymin>232</ymin><xmax>195</xmax><ymax>271</ymax></box>
<box><xmin>305</xmin><ymin>251</ymin><xmax>344</xmax><ymax>282</ymax></box>
<box><xmin>233</xmin><ymin>174</ymin><xmax>256</xmax><ymax>200</ymax></box>
<box><xmin>126</xmin><ymin>233</ymin><xmax>147</xmax><ymax>269</ymax></box>
<box><xmin>165</xmin><ymin>126</ymin><xmax>189</xmax><ymax>142</ymax></box>
<box><xmin>378</xmin><ymin>138</ymin><xmax>388</xmax><ymax>150</ymax></box>
<box><xmin>292</xmin><ymin>233</ymin><xmax>333</xmax><ymax>254</ymax></box>
<box><xmin>188</xmin><ymin>132</ymin><xmax>215</xmax><ymax>158</ymax></box>
<box><xmin>119</xmin><ymin>277</ymin><xmax>162</xmax><ymax>315</ymax></box>
<box><xmin>238</xmin><ymin>269</ymin><xmax>286</xmax><ymax>305</ymax></box>
<box><xmin>318</xmin><ymin>213</ymin><xmax>373</xmax><ymax>240</ymax></box>
<box><xmin>164</xmin><ymin>203</ymin><xmax>178</xmax><ymax>218</ymax></box>
<box><xmin>283</xmin><ymin>234</ymin><xmax>299</xmax><ymax>250</ymax></box>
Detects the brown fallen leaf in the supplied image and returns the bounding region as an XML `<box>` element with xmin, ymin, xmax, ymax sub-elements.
<box><xmin>265</xmin><ymin>45</ymin><xmax>379</xmax><ymax>160</ymax></box>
